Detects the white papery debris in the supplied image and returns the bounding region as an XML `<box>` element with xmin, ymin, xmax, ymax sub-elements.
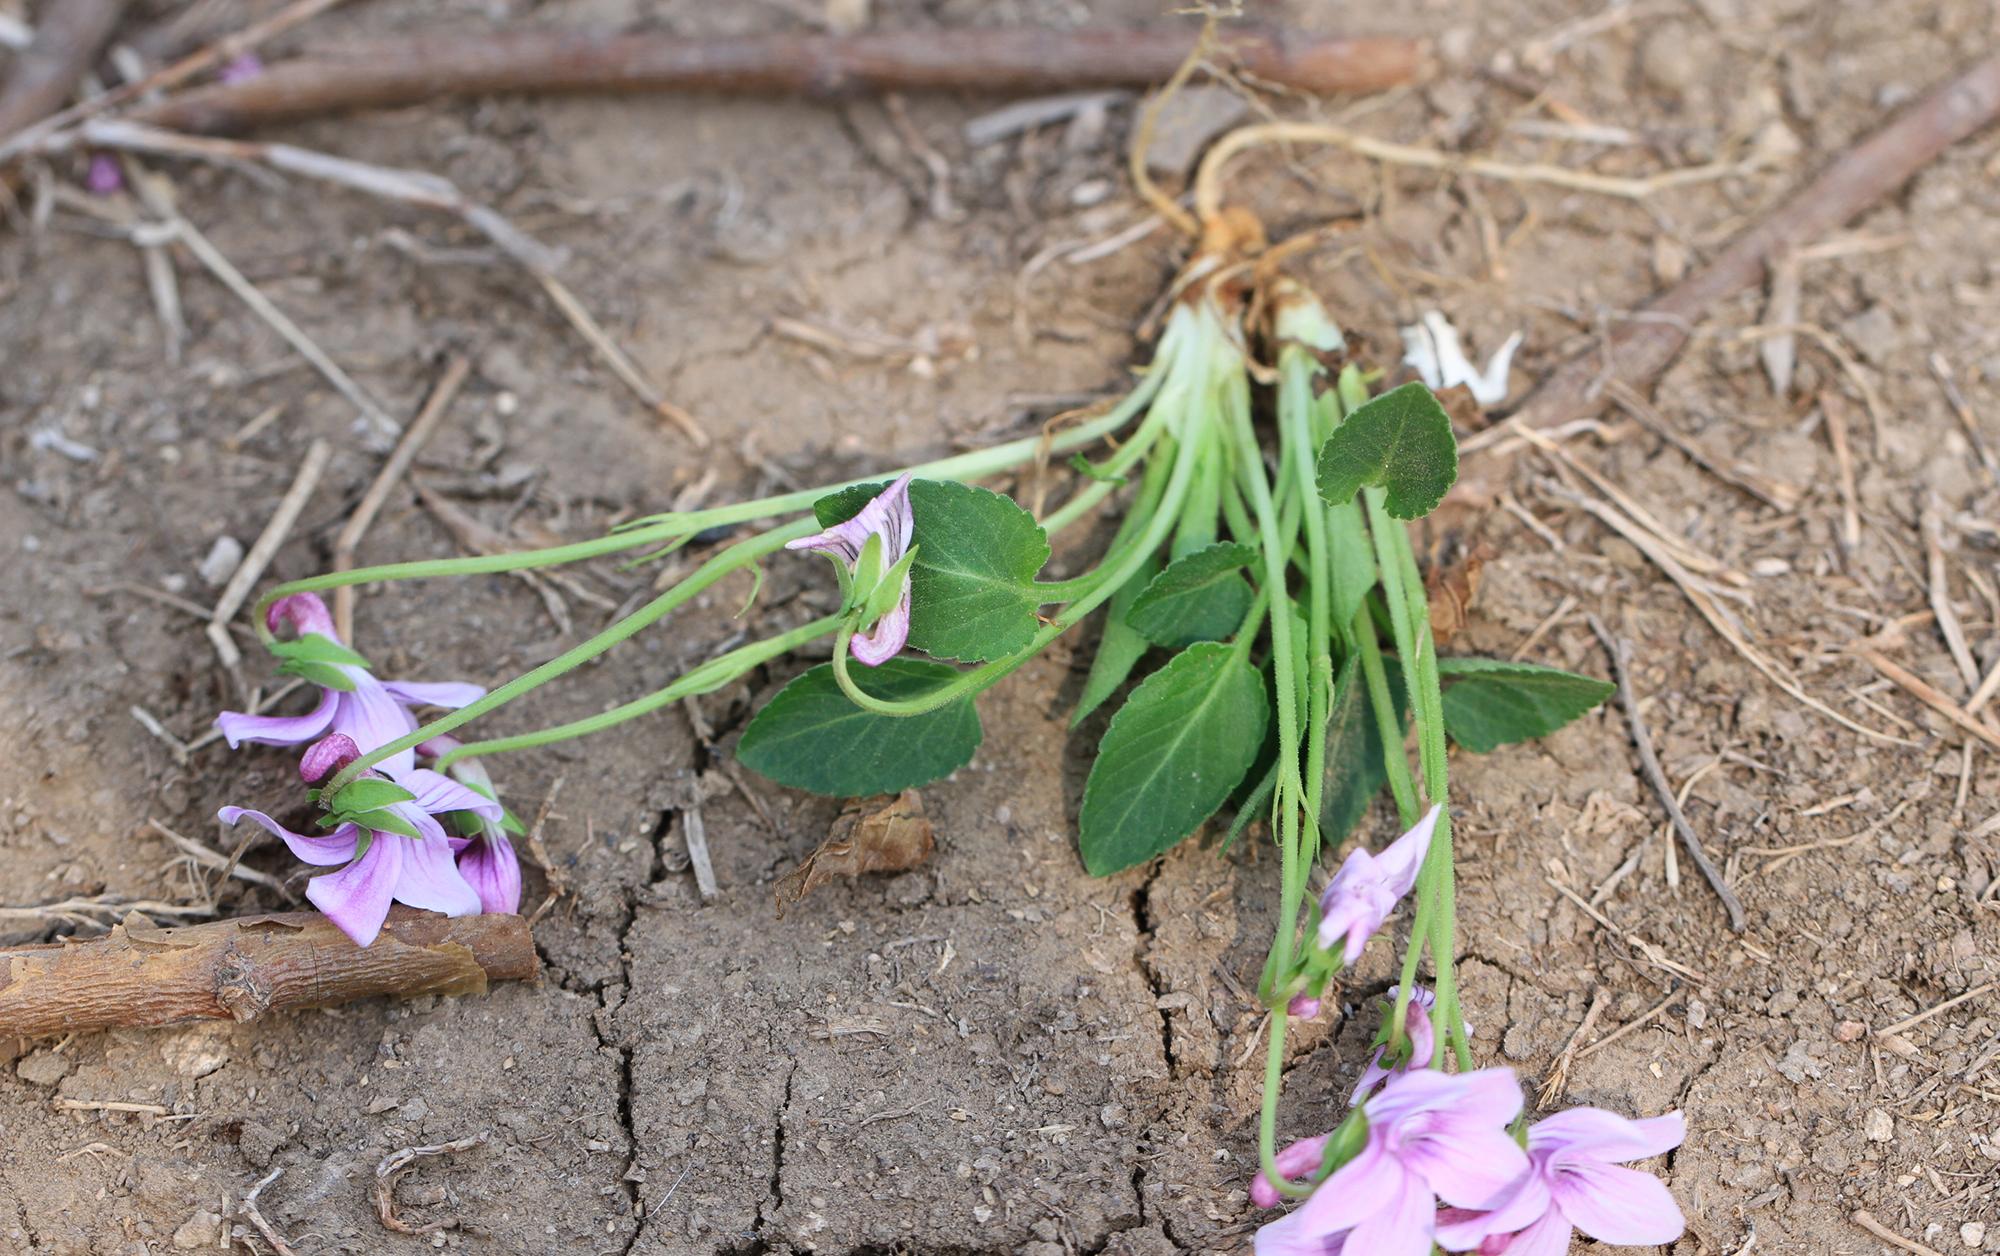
<box><xmin>1400</xmin><ymin>310</ymin><xmax>1522</xmax><ymax>406</ymax></box>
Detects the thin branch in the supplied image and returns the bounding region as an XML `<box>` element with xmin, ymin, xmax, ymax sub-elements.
<box><xmin>333</xmin><ymin>356</ymin><xmax>471</xmax><ymax>641</ymax></box>
<box><xmin>118</xmin><ymin>26</ymin><xmax>1424</xmax><ymax>135</ymax></box>
<box><xmin>1588</xmin><ymin>614</ymin><xmax>1747</xmax><ymax>931</ymax></box>
<box><xmin>0</xmin><ymin>0</ymin><xmax>129</xmax><ymax>141</ymax></box>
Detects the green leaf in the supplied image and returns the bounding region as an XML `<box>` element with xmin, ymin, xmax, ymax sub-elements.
<box><xmin>269</xmin><ymin>633</ymin><xmax>371</xmax><ymax>670</ymax></box>
<box><xmin>1315</xmin><ymin>381</ymin><xmax>1459</xmax><ymax>520</ymax></box>
<box><xmin>1125</xmin><ymin>543</ymin><xmax>1256</xmax><ymax>648</ymax></box>
<box><xmin>328</xmin><ymin>778</ymin><xmax>416</xmax><ymax>816</ymax></box>
<box><xmin>1068</xmin><ymin>452</ymin><xmax>1127</xmax><ymax>485</ymax></box>
<box><xmin>1318</xmin><ymin>655</ymin><xmax>1400</xmax><ymax>847</ymax></box>
<box><xmin>736</xmin><ymin>658</ymin><xmax>982</xmax><ymax>796</ymax></box>
<box><xmin>354</xmin><ymin>806</ymin><xmax>425</xmax><ymax>840</ymax></box>
<box><xmin>279</xmin><ymin>659</ymin><xmax>359</xmax><ymax>691</ymax></box>
<box><xmin>1072</xmin><ymin>553</ymin><xmax>1161</xmax><ymax>727</ymax></box>
<box><xmin>1436</xmin><ymin>657</ymin><xmax>1614</xmax><ymax>753</ymax></box>
<box><xmin>1079</xmin><ymin>643</ymin><xmax>1268</xmax><ymax>875</ymax></box>
<box><xmin>815</xmin><ymin>480</ymin><xmax>1050</xmax><ymax>663</ymax></box>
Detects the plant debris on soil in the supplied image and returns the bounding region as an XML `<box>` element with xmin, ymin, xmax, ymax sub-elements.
<box><xmin>2</xmin><ymin>1</ymin><xmax>1998</xmax><ymax>1254</ymax></box>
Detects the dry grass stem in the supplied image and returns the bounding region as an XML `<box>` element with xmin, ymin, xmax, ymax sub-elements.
<box><xmin>1193</xmin><ymin>119</ymin><xmax>1765</xmax><ymax>224</ymax></box>
<box><xmin>332</xmin><ymin>356</ymin><xmax>471</xmax><ymax>641</ymax></box>
<box><xmin>1545</xmin><ymin>477</ymin><xmax>1911</xmax><ymax>746</ymax></box>
<box><xmin>1851</xmin><ymin>644</ymin><xmax>2000</xmax><ymax>752</ymax></box>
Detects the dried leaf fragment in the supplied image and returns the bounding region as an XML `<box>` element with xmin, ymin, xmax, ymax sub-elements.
<box><xmin>776</xmin><ymin>790</ymin><xmax>935</xmax><ymax>915</ymax></box>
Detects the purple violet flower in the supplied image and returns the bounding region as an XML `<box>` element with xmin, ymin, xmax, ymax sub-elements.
<box><xmin>786</xmin><ymin>473</ymin><xmax>914</xmax><ymax>666</ymax></box>
<box><xmin>215</xmin><ymin>593</ymin><xmax>485</xmax><ymax>778</ymax></box>
<box><xmin>1317</xmin><ymin>804</ymin><xmax>1440</xmax><ymax>965</ymax></box>
<box><xmin>218</xmin><ymin>52</ymin><xmax>264</xmax><ymax>84</ymax></box>
<box><xmin>1254</xmin><ymin>1067</ymin><xmax>1528</xmax><ymax>1256</ymax></box>
<box><xmin>86</xmin><ymin>154</ymin><xmax>124</xmax><ymax>196</ymax></box>
<box><xmin>1436</xmin><ymin>1108</ymin><xmax>1686</xmax><ymax>1256</ymax></box>
<box><xmin>1286</xmin><ymin>993</ymin><xmax>1322</xmax><ymax>1020</ymax></box>
<box><xmin>218</xmin><ymin>757</ymin><xmax>500</xmax><ymax>947</ymax></box>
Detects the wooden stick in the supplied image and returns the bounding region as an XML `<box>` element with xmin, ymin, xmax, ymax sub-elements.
<box><xmin>0</xmin><ymin>0</ymin><xmax>128</xmax><ymax>140</ymax></box>
<box><xmin>1457</xmin><ymin>51</ymin><xmax>2000</xmax><ymax>501</ymax></box>
<box><xmin>1589</xmin><ymin>615</ymin><xmax>1747</xmax><ymax>930</ymax></box>
<box><xmin>333</xmin><ymin>356</ymin><xmax>471</xmax><ymax>641</ymax></box>
<box><xmin>1874</xmin><ymin>979</ymin><xmax>1998</xmax><ymax>1039</ymax></box>
<box><xmin>0</xmin><ymin>908</ymin><xmax>537</xmax><ymax>1039</ymax></box>
<box><xmin>120</xmin><ymin>26</ymin><xmax>1424</xmax><ymax>134</ymax></box>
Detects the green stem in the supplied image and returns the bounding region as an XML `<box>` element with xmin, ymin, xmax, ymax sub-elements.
<box><xmin>321</xmin><ymin>519</ymin><xmax>816</xmax><ymax>793</ymax></box>
<box><xmin>1258</xmin><ymin>1012</ymin><xmax>1313</xmax><ymax>1198</ymax></box>
<box><xmin>435</xmin><ymin>614</ymin><xmax>842</xmax><ymax>767</ymax></box>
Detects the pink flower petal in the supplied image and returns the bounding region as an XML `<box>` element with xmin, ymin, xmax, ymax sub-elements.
<box><xmin>1548</xmin><ymin>1161</ymin><xmax>1684</xmax><ymax>1246</ymax></box>
<box><xmin>1434</xmin><ymin>1172</ymin><xmax>1550</xmax><ymax>1249</ymax></box>
<box><xmin>1339</xmin><ymin>1167</ymin><xmax>1436</xmax><ymax>1256</ymax></box>
<box><xmin>1487</xmin><ymin>1209</ymin><xmax>1573</xmax><ymax>1256</ymax></box>
<box><xmin>381</xmin><ymin>680</ymin><xmax>487</xmax><ymax>709</ymax></box>
<box><xmin>332</xmin><ymin>679</ymin><xmax>418</xmax><ymax>776</ymax></box>
<box><xmin>1252</xmin><ymin>1208</ymin><xmax>1348</xmax><ymax>1255</ymax></box>
<box><xmin>400</xmin><ymin>768</ymin><xmax>502</xmax><ymax>821</ymax></box>
<box><xmin>217</xmin><ymin>806</ymin><xmax>360</xmax><ymax>866</ymax></box>
<box><xmin>1375</xmin><ymin>804</ymin><xmax>1441</xmax><ymax>896</ymax></box>
<box><xmin>457</xmin><ymin>833</ymin><xmax>521</xmax><ymax>914</ymax></box>
<box><xmin>215</xmin><ymin>688</ymin><xmax>338</xmax><ymax>749</ymax></box>
<box><xmin>848</xmin><ymin>588</ymin><xmax>911</xmax><ymax>666</ymax></box>
<box><xmin>306</xmin><ymin>834</ymin><xmax>404</xmax><ymax>946</ymax></box>
<box><xmin>1530</xmin><ymin>1108</ymin><xmax>1684</xmax><ymax>1164</ymax></box>
<box><xmin>390</xmin><ymin>835</ymin><xmax>483</xmax><ymax>917</ymax></box>
<box><xmin>1288</xmin><ymin>1142</ymin><xmax>1405</xmax><ymax>1236</ymax></box>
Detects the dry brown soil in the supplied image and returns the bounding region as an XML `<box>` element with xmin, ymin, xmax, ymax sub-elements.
<box><xmin>2</xmin><ymin>1</ymin><xmax>1998</xmax><ymax>1253</ymax></box>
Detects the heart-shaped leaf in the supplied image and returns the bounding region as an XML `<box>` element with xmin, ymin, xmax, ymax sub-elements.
<box><xmin>1315</xmin><ymin>381</ymin><xmax>1459</xmax><ymax>520</ymax></box>
<box><xmin>1126</xmin><ymin>542</ymin><xmax>1256</xmax><ymax>647</ymax></box>
<box><xmin>737</xmin><ymin>658</ymin><xmax>982</xmax><ymax>796</ymax></box>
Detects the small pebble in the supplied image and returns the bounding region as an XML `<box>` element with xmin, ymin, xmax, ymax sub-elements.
<box><xmin>1961</xmin><ymin>1221</ymin><xmax>1985</xmax><ymax>1247</ymax></box>
<box><xmin>198</xmin><ymin>536</ymin><xmax>244</xmax><ymax>587</ymax></box>
<box><xmin>1835</xmin><ymin>1020</ymin><xmax>1866</xmax><ymax>1042</ymax></box>
<box><xmin>171</xmin><ymin>1211</ymin><xmax>221</xmax><ymax>1250</ymax></box>
<box><xmin>1864</xmin><ymin>1108</ymin><xmax>1894</xmax><ymax>1142</ymax></box>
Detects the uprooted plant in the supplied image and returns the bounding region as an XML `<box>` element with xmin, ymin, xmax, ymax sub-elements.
<box><xmin>212</xmin><ymin>136</ymin><xmax>1685</xmax><ymax>1256</ymax></box>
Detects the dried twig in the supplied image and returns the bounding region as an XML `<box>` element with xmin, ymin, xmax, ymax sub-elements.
<box><xmin>128</xmin><ymin>166</ymin><xmax>395</xmax><ymax>440</ymax></box>
<box><xmin>1538</xmin><ymin>987</ymin><xmax>1606</xmax><ymax>1106</ymax></box>
<box><xmin>146</xmin><ymin>819</ymin><xmax>290</xmax><ymax>896</ymax></box>
<box><xmin>0</xmin><ymin>908</ymin><xmax>537</xmax><ymax>1038</ymax></box>
<box><xmin>332</xmin><ymin>356</ymin><xmax>471</xmax><ymax>641</ymax></box>
<box><xmin>1852</xmin><ymin>644</ymin><xmax>2000</xmax><ymax>752</ymax></box>
<box><xmin>1851</xmin><ymin>1210</ymin><xmax>1949</xmax><ymax>1256</ymax></box>
<box><xmin>1819</xmin><ymin>393</ymin><xmax>1862</xmax><ymax>552</ymax></box>
<box><xmin>122</xmin><ymin>26</ymin><xmax>1423</xmax><ymax>135</ymax></box>
<box><xmin>0</xmin><ymin>0</ymin><xmax>128</xmax><ymax>141</ymax></box>
<box><xmin>1929</xmin><ymin>352</ymin><xmax>1998</xmax><ymax>483</ymax></box>
<box><xmin>375</xmin><ymin>1131</ymin><xmax>490</xmax><ymax>1235</ymax></box>
<box><xmin>241</xmin><ymin>1166</ymin><xmax>300</xmax><ymax>1256</ymax></box>
<box><xmin>1608</xmin><ymin>383</ymin><xmax>1801</xmax><ymax>512</ymax></box>
<box><xmin>1457</xmin><ymin>52</ymin><xmax>2000</xmax><ymax>499</ymax></box>
<box><xmin>1921</xmin><ymin>497</ymin><xmax>1981</xmax><ymax>693</ymax></box>
<box><xmin>1874</xmin><ymin>980</ymin><xmax>1998</xmax><ymax>1040</ymax></box>
<box><xmin>1588</xmin><ymin>615</ymin><xmax>1747</xmax><ymax>930</ymax></box>
<box><xmin>207</xmin><ymin>438</ymin><xmax>332</xmax><ymax>674</ymax></box>
<box><xmin>1575</xmin><ymin>986</ymin><xmax>1683</xmax><ymax>1060</ymax></box>
<box><xmin>1549</xmin><ymin>478</ymin><xmax>1909</xmax><ymax>746</ymax></box>
<box><xmin>0</xmin><ymin>0</ymin><xmax>346</xmax><ymax>165</ymax></box>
